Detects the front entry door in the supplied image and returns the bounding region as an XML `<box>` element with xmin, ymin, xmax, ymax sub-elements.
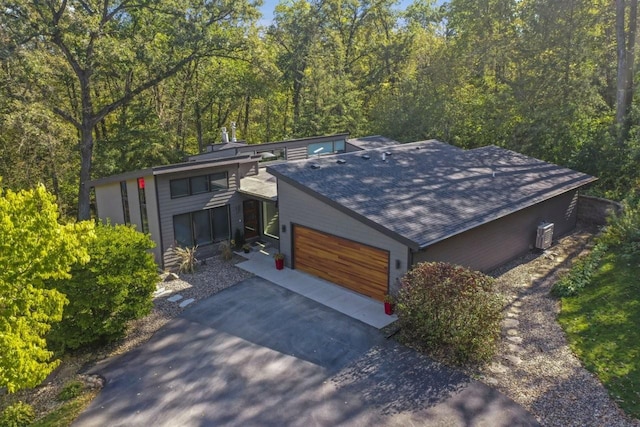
<box><xmin>243</xmin><ymin>200</ymin><xmax>259</xmax><ymax>239</ymax></box>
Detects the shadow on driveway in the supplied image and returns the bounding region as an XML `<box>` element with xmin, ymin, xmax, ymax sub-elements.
<box><xmin>74</xmin><ymin>277</ymin><xmax>538</xmax><ymax>427</ymax></box>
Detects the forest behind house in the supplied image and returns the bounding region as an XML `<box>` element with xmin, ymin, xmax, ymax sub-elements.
<box><xmin>1</xmin><ymin>0</ymin><xmax>638</xmax><ymax>217</ymax></box>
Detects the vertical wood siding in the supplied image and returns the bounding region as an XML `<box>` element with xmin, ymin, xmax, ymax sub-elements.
<box><xmin>278</xmin><ymin>180</ymin><xmax>410</xmax><ymax>294</ymax></box>
<box><xmin>293</xmin><ymin>225</ymin><xmax>390</xmax><ymax>301</ymax></box>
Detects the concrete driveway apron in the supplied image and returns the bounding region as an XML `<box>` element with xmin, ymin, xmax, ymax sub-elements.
<box><xmin>73</xmin><ymin>277</ymin><xmax>539</xmax><ymax>427</ymax></box>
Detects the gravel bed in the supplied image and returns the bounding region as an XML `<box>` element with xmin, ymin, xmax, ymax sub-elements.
<box><xmin>472</xmin><ymin>229</ymin><xmax>640</xmax><ymax>427</ymax></box>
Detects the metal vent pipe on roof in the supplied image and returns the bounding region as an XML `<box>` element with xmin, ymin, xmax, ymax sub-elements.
<box><xmin>231</xmin><ymin>122</ymin><xmax>237</xmax><ymax>142</ymax></box>
<box><xmin>221</xmin><ymin>127</ymin><xmax>229</xmax><ymax>143</ymax></box>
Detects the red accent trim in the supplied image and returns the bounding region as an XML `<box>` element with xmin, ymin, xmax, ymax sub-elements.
<box><xmin>137</xmin><ymin>177</ymin><xmax>145</xmax><ymax>189</ymax></box>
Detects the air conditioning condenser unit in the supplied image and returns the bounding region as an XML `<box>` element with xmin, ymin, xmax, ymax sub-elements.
<box><xmin>535</xmin><ymin>222</ymin><xmax>554</xmax><ymax>250</ymax></box>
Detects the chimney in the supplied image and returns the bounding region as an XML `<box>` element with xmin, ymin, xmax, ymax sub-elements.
<box><xmin>231</xmin><ymin>122</ymin><xmax>237</xmax><ymax>142</ymax></box>
<box><xmin>221</xmin><ymin>127</ymin><xmax>229</xmax><ymax>143</ymax></box>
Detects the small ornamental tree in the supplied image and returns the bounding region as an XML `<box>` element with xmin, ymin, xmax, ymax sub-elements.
<box><xmin>47</xmin><ymin>222</ymin><xmax>158</xmax><ymax>352</ymax></box>
<box><xmin>0</xmin><ymin>184</ymin><xmax>94</xmax><ymax>393</ymax></box>
<box><xmin>396</xmin><ymin>262</ymin><xmax>504</xmax><ymax>365</ymax></box>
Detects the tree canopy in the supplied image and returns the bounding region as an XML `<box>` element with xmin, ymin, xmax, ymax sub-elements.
<box><xmin>1</xmin><ymin>0</ymin><xmax>638</xmax><ymax>214</ymax></box>
<box><xmin>0</xmin><ymin>184</ymin><xmax>94</xmax><ymax>393</ymax></box>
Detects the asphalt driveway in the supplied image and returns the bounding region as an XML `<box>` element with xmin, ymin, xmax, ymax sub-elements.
<box><xmin>73</xmin><ymin>277</ymin><xmax>538</xmax><ymax>426</ymax></box>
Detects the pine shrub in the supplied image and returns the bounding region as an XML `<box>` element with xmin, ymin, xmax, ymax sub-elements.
<box><xmin>396</xmin><ymin>262</ymin><xmax>504</xmax><ymax>365</ymax></box>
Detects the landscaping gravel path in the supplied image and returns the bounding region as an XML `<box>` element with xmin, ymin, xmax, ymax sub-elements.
<box><xmin>476</xmin><ymin>229</ymin><xmax>640</xmax><ymax>427</ymax></box>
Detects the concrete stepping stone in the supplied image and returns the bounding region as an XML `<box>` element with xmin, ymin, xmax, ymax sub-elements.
<box><xmin>179</xmin><ymin>298</ymin><xmax>195</xmax><ymax>308</ymax></box>
<box><xmin>509</xmin><ymin>307</ymin><xmax>522</xmax><ymax>314</ymax></box>
<box><xmin>512</xmin><ymin>301</ymin><xmax>523</xmax><ymax>307</ymax></box>
<box><xmin>503</xmin><ymin>354</ymin><xmax>523</xmax><ymax>365</ymax></box>
<box><xmin>167</xmin><ymin>294</ymin><xmax>183</xmax><ymax>302</ymax></box>
<box><xmin>506</xmin><ymin>312</ymin><xmax>519</xmax><ymax>318</ymax></box>
<box><xmin>507</xmin><ymin>336</ymin><xmax>523</xmax><ymax>344</ymax></box>
<box><xmin>502</xmin><ymin>318</ymin><xmax>519</xmax><ymax>328</ymax></box>
<box><xmin>508</xmin><ymin>343</ymin><xmax>526</xmax><ymax>354</ymax></box>
<box><xmin>483</xmin><ymin>376</ymin><xmax>499</xmax><ymax>386</ymax></box>
<box><xmin>153</xmin><ymin>287</ymin><xmax>171</xmax><ymax>297</ymax></box>
<box><xmin>506</xmin><ymin>329</ymin><xmax>519</xmax><ymax>336</ymax></box>
<box><xmin>488</xmin><ymin>362</ymin><xmax>508</xmax><ymax>374</ymax></box>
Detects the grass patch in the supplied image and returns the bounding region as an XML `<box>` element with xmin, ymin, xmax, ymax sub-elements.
<box><xmin>31</xmin><ymin>389</ymin><xmax>98</xmax><ymax>427</ymax></box>
<box><xmin>558</xmin><ymin>250</ymin><xmax>640</xmax><ymax>419</ymax></box>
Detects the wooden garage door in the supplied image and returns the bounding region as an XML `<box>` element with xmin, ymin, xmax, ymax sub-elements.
<box><xmin>293</xmin><ymin>225</ymin><xmax>389</xmax><ymax>301</ymax></box>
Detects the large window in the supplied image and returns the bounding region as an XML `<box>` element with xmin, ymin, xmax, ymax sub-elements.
<box><xmin>307</xmin><ymin>140</ymin><xmax>346</xmax><ymax>157</ymax></box>
<box><xmin>173</xmin><ymin>206</ymin><xmax>230</xmax><ymax>248</ymax></box>
<box><xmin>262</xmin><ymin>201</ymin><xmax>279</xmax><ymax>239</ymax></box>
<box><xmin>258</xmin><ymin>148</ymin><xmax>286</xmax><ymax>162</ymax></box>
<box><xmin>170</xmin><ymin>172</ymin><xmax>228</xmax><ymax>198</ymax></box>
<box><xmin>137</xmin><ymin>177</ymin><xmax>148</xmax><ymax>233</ymax></box>
<box><xmin>120</xmin><ymin>181</ymin><xmax>130</xmax><ymax>225</ymax></box>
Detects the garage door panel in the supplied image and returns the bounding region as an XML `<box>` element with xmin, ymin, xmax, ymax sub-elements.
<box><xmin>293</xmin><ymin>225</ymin><xmax>389</xmax><ymax>301</ymax></box>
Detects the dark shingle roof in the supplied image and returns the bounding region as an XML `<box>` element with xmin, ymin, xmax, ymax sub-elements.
<box><xmin>267</xmin><ymin>140</ymin><xmax>596</xmax><ymax>249</ymax></box>
<box><xmin>347</xmin><ymin>135</ymin><xmax>401</xmax><ymax>149</ymax></box>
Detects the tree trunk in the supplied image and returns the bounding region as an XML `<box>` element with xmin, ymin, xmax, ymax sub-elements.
<box><xmin>77</xmin><ymin>123</ymin><xmax>94</xmax><ymax>220</ymax></box>
<box><xmin>625</xmin><ymin>0</ymin><xmax>637</xmax><ymax>121</ymax></box>
<box><xmin>616</xmin><ymin>0</ymin><xmax>627</xmax><ymax>129</ymax></box>
<box><xmin>77</xmin><ymin>72</ymin><xmax>94</xmax><ymax>221</ymax></box>
<box><xmin>616</xmin><ymin>0</ymin><xmax>637</xmax><ymax>144</ymax></box>
<box><xmin>195</xmin><ymin>101</ymin><xmax>204</xmax><ymax>153</ymax></box>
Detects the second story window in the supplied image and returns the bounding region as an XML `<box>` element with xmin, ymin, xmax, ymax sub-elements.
<box><xmin>307</xmin><ymin>140</ymin><xmax>346</xmax><ymax>157</ymax></box>
<box><xmin>170</xmin><ymin>172</ymin><xmax>229</xmax><ymax>199</ymax></box>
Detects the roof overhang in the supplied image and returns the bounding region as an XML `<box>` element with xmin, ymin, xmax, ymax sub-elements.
<box><xmin>89</xmin><ymin>154</ymin><xmax>260</xmax><ymax>187</ymax></box>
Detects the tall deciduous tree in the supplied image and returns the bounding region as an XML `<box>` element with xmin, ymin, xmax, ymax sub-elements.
<box><xmin>0</xmin><ymin>184</ymin><xmax>94</xmax><ymax>392</ymax></box>
<box><xmin>1</xmin><ymin>0</ymin><xmax>259</xmax><ymax>219</ymax></box>
<box><xmin>616</xmin><ymin>0</ymin><xmax>638</xmax><ymax>143</ymax></box>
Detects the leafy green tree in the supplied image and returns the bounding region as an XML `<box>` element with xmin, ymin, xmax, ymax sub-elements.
<box><xmin>0</xmin><ymin>184</ymin><xmax>94</xmax><ymax>393</ymax></box>
<box><xmin>1</xmin><ymin>0</ymin><xmax>259</xmax><ymax>220</ymax></box>
<box><xmin>47</xmin><ymin>222</ymin><xmax>158</xmax><ymax>352</ymax></box>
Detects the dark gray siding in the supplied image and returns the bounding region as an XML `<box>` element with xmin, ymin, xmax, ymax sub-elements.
<box><xmin>277</xmin><ymin>180</ymin><xmax>410</xmax><ymax>293</ymax></box>
<box><xmin>413</xmin><ymin>190</ymin><xmax>579</xmax><ymax>272</ymax></box>
<box><xmin>284</xmin><ymin>146</ymin><xmax>307</xmax><ymax>161</ymax></box>
<box><xmin>238</xmin><ymin>162</ymin><xmax>258</xmax><ymax>178</ymax></box>
<box><xmin>157</xmin><ymin>165</ymin><xmax>243</xmax><ymax>268</ymax></box>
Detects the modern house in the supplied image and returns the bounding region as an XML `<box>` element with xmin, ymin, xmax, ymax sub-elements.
<box><xmin>91</xmin><ymin>134</ymin><xmax>596</xmax><ymax>302</ymax></box>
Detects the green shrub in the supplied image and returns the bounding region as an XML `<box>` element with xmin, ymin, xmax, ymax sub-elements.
<box><xmin>57</xmin><ymin>380</ymin><xmax>84</xmax><ymax>401</ymax></box>
<box><xmin>554</xmin><ymin>191</ymin><xmax>640</xmax><ymax>297</ymax></box>
<box><xmin>598</xmin><ymin>193</ymin><xmax>640</xmax><ymax>257</ymax></box>
<box><xmin>174</xmin><ymin>245</ymin><xmax>198</xmax><ymax>274</ymax></box>
<box><xmin>552</xmin><ymin>243</ymin><xmax>608</xmax><ymax>297</ymax></box>
<box><xmin>47</xmin><ymin>222</ymin><xmax>158</xmax><ymax>352</ymax></box>
<box><xmin>396</xmin><ymin>262</ymin><xmax>504</xmax><ymax>365</ymax></box>
<box><xmin>0</xmin><ymin>402</ymin><xmax>35</xmax><ymax>427</ymax></box>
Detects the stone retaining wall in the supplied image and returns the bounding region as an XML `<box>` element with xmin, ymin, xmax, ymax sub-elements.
<box><xmin>577</xmin><ymin>195</ymin><xmax>622</xmax><ymax>226</ymax></box>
